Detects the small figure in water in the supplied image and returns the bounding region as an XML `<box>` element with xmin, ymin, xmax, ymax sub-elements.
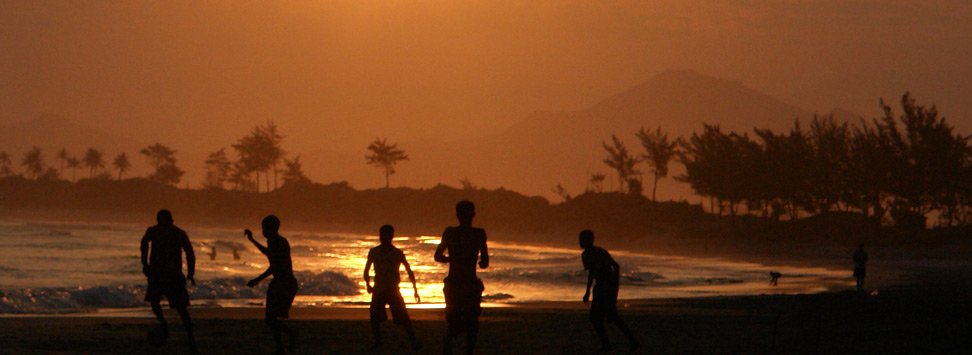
<box><xmin>435</xmin><ymin>200</ymin><xmax>489</xmax><ymax>355</ymax></box>
<box><xmin>208</xmin><ymin>245</ymin><xmax>217</xmax><ymax>261</ymax></box>
<box><xmin>579</xmin><ymin>230</ymin><xmax>639</xmax><ymax>352</ymax></box>
<box><xmin>769</xmin><ymin>271</ymin><xmax>782</xmax><ymax>286</ymax></box>
<box><xmin>232</xmin><ymin>247</ymin><xmax>241</xmax><ymax>260</ymax></box>
<box><xmin>246</xmin><ymin>215</ymin><xmax>299</xmax><ymax>354</ymax></box>
<box><xmin>140</xmin><ymin>209</ymin><xmax>197</xmax><ymax>353</ymax></box>
<box><xmin>853</xmin><ymin>243</ymin><xmax>868</xmax><ymax>292</ymax></box>
<box><xmin>364</xmin><ymin>224</ymin><xmax>422</xmax><ymax>350</ymax></box>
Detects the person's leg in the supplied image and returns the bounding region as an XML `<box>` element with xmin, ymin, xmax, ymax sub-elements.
<box><xmin>608</xmin><ymin>313</ymin><xmax>638</xmax><ymax>350</ymax></box>
<box><xmin>370</xmin><ymin>293</ymin><xmax>387</xmax><ymax>348</ymax></box>
<box><xmin>175</xmin><ymin>306</ymin><xmax>198</xmax><ymax>353</ymax></box>
<box><xmin>151</xmin><ymin>300</ymin><xmax>166</xmax><ymax>327</ymax></box>
<box><xmin>389</xmin><ymin>291</ymin><xmax>420</xmax><ymax>348</ymax></box>
<box><xmin>465</xmin><ymin>319</ymin><xmax>478</xmax><ymax>355</ymax></box>
<box><xmin>590</xmin><ymin>298</ymin><xmax>610</xmax><ymax>351</ymax></box>
<box><xmin>267</xmin><ymin>317</ymin><xmax>286</xmax><ymax>354</ymax></box>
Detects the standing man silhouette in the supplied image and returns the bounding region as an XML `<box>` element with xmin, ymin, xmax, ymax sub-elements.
<box><xmin>579</xmin><ymin>230</ymin><xmax>638</xmax><ymax>352</ymax></box>
<box><xmin>246</xmin><ymin>215</ymin><xmax>299</xmax><ymax>354</ymax></box>
<box><xmin>140</xmin><ymin>209</ymin><xmax>197</xmax><ymax>353</ymax></box>
<box><xmin>853</xmin><ymin>243</ymin><xmax>869</xmax><ymax>292</ymax></box>
<box><xmin>435</xmin><ymin>201</ymin><xmax>489</xmax><ymax>355</ymax></box>
<box><xmin>364</xmin><ymin>224</ymin><xmax>422</xmax><ymax>350</ymax></box>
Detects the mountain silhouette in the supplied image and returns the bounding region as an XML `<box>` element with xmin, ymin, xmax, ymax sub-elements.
<box><xmin>395</xmin><ymin>70</ymin><xmax>825</xmax><ymax>200</ymax></box>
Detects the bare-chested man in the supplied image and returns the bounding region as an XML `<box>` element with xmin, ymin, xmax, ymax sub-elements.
<box><xmin>434</xmin><ymin>200</ymin><xmax>489</xmax><ymax>355</ymax></box>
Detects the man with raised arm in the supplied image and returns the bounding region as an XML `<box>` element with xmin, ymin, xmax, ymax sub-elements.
<box><xmin>246</xmin><ymin>215</ymin><xmax>300</xmax><ymax>355</ymax></box>
<box><xmin>434</xmin><ymin>200</ymin><xmax>489</xmax><ymax>355</ymax></box>
<box><xmin>364</xmin><ymin>224</ymin><xmax>422</xmax><ymax>350</ymax></box>
<box><xmin>579</xmin><ymin>230</ymin><xmax>638</xmax><ymax>352</ymax></box>
<box><xmin>140</xmin><ymin>209</ymin><xmax>197</xmax><ymax>353</ymax></box>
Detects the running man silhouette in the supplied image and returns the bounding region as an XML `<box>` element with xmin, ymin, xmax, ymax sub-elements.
<box><xmin>140</xmin><ymin>209</ymin><xmax>197</xmax><ymax>353</ymax></box>
<box><xmin>853</xmin><ymin>243</ymin><xmax>869</xmax><ymax>292</ymax></box>
<box><xmin>364</xmin><ymin>224</ymin><xmax>422</xmax><ymax>350</ymax></box>
<box><xmin>434</xmin><ymin>200</ymin><xmax>489</xmax><ymax>355</ymax></box>
<box><xmin>246</xmin><ymin>215</ymin><xmax>299</xmax><ymax>354</ymax></box>
<box><xmin>579</xmin><ymin>230</ymin><xmax>638</xmax><ymax>352</ymax></box>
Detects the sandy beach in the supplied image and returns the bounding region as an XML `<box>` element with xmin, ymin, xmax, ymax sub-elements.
<box><xmin>3</xmin><ymin>279</ymin><xmax>970</xmax><ymax>354</ymax></box>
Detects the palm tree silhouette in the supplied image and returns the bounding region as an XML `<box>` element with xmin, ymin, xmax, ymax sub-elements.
<box><xmin>21</xmin><ymin>147</ymin><xmax>45</xmax><ymax>179</ymax></box>
<box><xmin>636</xmin><ymin>127</ymin><xmax>678</xmax><ymax>201</ymax></box>
<box><xmin>602</xmin><ymin>135</ymin><xmax>640</xmax><ymax>193</ymax></box>
<box><xmin>113</xmin><ymin>153</ymin><xmax>131</xmax><ymax>180</ymax></box>
<box><xmin>0</xmin><ymin>151</ymin><xmax>13</xmax><ymax>177</ymax></box>
<box><xmin>82</xmin><ymin>148</ymin><xmax>105</xmax><ymax>178</ymax></box>
<box><xmin>56</xmin><ymin>148</ymin><xmax>70</xmax><ymax>177</ymax></box>
<box><xmin>66</xmin><ymin>156</ymin><xmax>80</xmax><ymax>182</ymax></box>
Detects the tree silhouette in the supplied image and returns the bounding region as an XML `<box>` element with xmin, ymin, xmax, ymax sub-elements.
<box><xmin>459</xmin><ymin>177</ymin><xmax>476</xmax><ymax>190</ymax></box>
<box><xmin>636</xmin><ymin>126</ymin><xmax>678</xmax><ymax>201</ymax></box>
<box><xmin>21</xmin><ymin>147</ymin><xmax>45</xmax><ymax>179</ymax></box>
<box><xmin>66</xmin><ymin>156</ymin><xmax>80</xmax><ymax>182</ymax></box>
<box><xmin>366</xmin><ymin>138</ymin><xmax>409</xmax><ymax>188</ymax></box>
<box><xmin>231</xmin><ymin>122</ymin><xmax>285</xmax><ymax>192</ymax></box>
<box><xmin>0</xmin><ymin>151</ymin><xmax>13</xmax><ymax>177</ymax></box>
<box><xmin>82</xmin><ymin>148</ymin><xmax>105</xmax><ymax>179</ymax></box>
<box><xmin>56</xmin><ymin>148</ymin><xmax>69</xmax><ymax>177</ymax></box>
<box><xmin>203</xmin><ymin>148</ymin><xmax>233</xmax><ymax>190</ymax></box>
<box><xmin>112</xmin><ymin>153</ymin><xmax>131</xmax><ymax>180</ymax></box>
<box><xmin>281</xmin><ymin>154</ymin><xmax>310</xmax><ymax>186</ymax></box>
<box><xmin>588</xmin><ymin>172</ymin><xmax>606</xmax><ymax>193</ymax></box>
<box><xmin>602</xmin><ymin>135</ymin><xmax>640</xmax><ymax>193</ymax></box>
<box><xmin>140</xmin><ymin>143</ymin><xmax>183</xmax><ymax>186</ymax></box>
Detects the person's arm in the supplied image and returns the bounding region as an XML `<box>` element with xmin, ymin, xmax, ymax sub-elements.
<box><xmin>610</xmin><ymin>258</ymin><xmax>620</xmax><ymax>280</ymax></box>
<box><xmin>183</xmin><ymin>233</ymin><xmax>196</xmax><ymax>286</ymax></box>
<box><xmin>478</xmin><ymin>231</ymin><xmax>489</xmax><ymax>269</ymax></box>
<box><xmin>140</xmin><ymin>230</ymin><xmax>151</xmax><ymax>277</ymax></box>
<box><xmin>245</xmin><ymin>229</ymin><xmax>269</xmax><ymax>255</ymax></box>
<box><xmin>248</xmin><ymin>268</ymin><xmax>272</xmax><ymax>287</ymax></box>
<box><xmin>364</xmin><ymin>252</ymin><xmax>374</xmax><ymax>294</ymax></box>
<box><xmin>434</xmin><ymin>229</ymin><xmax>450</xmax><ymax>263</ymax></box>
<box><xmin>583</xmin><ymin>271</ymin><xmax>594</xmax><ymax>304</ymax></box>
<box><xmin>403</xmin><ymin>256</ymin><xmax>420</xmax><ymax>303</ymax></box>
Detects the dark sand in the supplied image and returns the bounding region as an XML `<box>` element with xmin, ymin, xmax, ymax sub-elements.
<box><xmin>3</xmin><ymin>281</ymin><xmax>971</xmax><ymax>354</ymax></box>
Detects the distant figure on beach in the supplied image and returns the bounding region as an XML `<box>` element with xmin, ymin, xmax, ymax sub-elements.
<box><xmin>579</xmin><ymin>230</ymin><xmax>639</xmax><ymax>352</ymax></box>
<box><xmin>434</xmin><ymin>200</ymin><xmax>489</xmax><ymax>355</ymax></box>
<box><xmin>854</xmin><ymin>244</ymin><xmax>868</xmax><ymax>291</ymax></box>
<box><xmin>232</xmin><ymin>247</ymin><xmax>241</xmax><ymax>260</ymax></box>
<box><xmin>246</xmin><ymin>215</ymin><xmax>299</xmax><ymax>354</ymax></box>
<box><xmin>208</xmin><ymin>245</ymin><xmax>217</xmax><ymax>261</ymax></box>
<box><xmin>769</xmin><ymin>271</ymin><xmax>782</xmax><ymax>286</ymax></box>
<box><xmin>140</xmin><ymin>209</ymin><xmax>197</xmax><ymax>353</ymax></box>
<box><xmin>364</xmin><ymin>224</ymin><xmax>422</xmax><ymax>350</ymax></box>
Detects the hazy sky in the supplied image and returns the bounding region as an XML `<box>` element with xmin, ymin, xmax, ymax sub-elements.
<box><xmin>2</xmin><ymin>1</ymin><xmax>971</xmax><ymax>190</ymax></box>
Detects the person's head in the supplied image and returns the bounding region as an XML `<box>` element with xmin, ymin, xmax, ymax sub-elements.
<box><xmin>261</xmin><ymin>215</ymin><xmax>280</xmax><ymax>238</ymax></box>
<box><xmin>858</xmin><ymin>243</ymin><xmax>865</xmax><ymax>250</ymax></box>
<box><xmin>156</xmin><ymin>209</ymin><xmax>173</xmax><ymax>225</ymax></box>
<box><xmin>379</xmin><ymin>224</ymin><xmax>394</xmax><ymax>245</ymax></box>
<box><xmin>579</xmin><ymin>230</ymin><xmax>595</xmax><ymax>249</ymax></box>
<box><xmin>456</xmin><ymin>200</ymin><xmax>476</xmax><ymax>226</ymax></box>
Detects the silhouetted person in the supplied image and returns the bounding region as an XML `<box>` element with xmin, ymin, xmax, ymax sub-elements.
<box><xmin>769</xmin><ymin>271</ymin><xmax>782</xmax><ymax>286</ymax></box>
<box><xmin>140</xmin><ymin>209</ymin><xmax>197</xmax><ymax>353</ymax></box>
<box><xmin>246</xmin><ymin>215</ymin><xmax>299</xmax><ymax>354</ymax></box>
<box><xmin>208</xmin><ymin>245</ymin><xmax>217</xmax><ymax>261</ymax></box>
<box><xmin>854</xmin><ymin>243</ymin><xmax>868</xmax><ymax>292</ymax></box>
<box><xmin>233</xmin><ymin>247</ymin><xmax>241</xmax><ymax>260</ymax></box>
<box><xmin>434</xmin><ymin>200</ymin><xmax>489</xmax><ymax>355</ymax></box>
<box><xmin>364</xmin><ymin>224</ymin><xmax>422</xmax><ymax>350</ymax></box>
<box><xmin>579</xmin><ymin>230</ymin><xmax>638</xmax><ymax>352</ymax></box>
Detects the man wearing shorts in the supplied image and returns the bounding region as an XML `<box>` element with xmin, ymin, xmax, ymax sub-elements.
<box><xmin>246</xmin><ymin>215</ymin><xmax>299</xmax><ymax>354</ymax></box>
<box><xmin>140</xmin><ymin>209</ymin><xmax>197</xmax><ymax>352</ymax></box>
<box><xmin>579</xmin><ymin>230</ymin><xmax>638</xmax><ymax>352</ymax></box>
<box><xmin>435</xmin><ymin>200</ymin><xmax>489</xmax><ymax>355</ymax></box>
<box><xmin>364</xmin><ymin>224</ymin><xmax>421</xmax><ymax>350</ymax></box>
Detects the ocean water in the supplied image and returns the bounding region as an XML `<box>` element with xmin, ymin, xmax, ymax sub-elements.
<box><xmin>0</xmin><ymin>221</ymin><xmax>850</xmax><ymax>314</ymax></box>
